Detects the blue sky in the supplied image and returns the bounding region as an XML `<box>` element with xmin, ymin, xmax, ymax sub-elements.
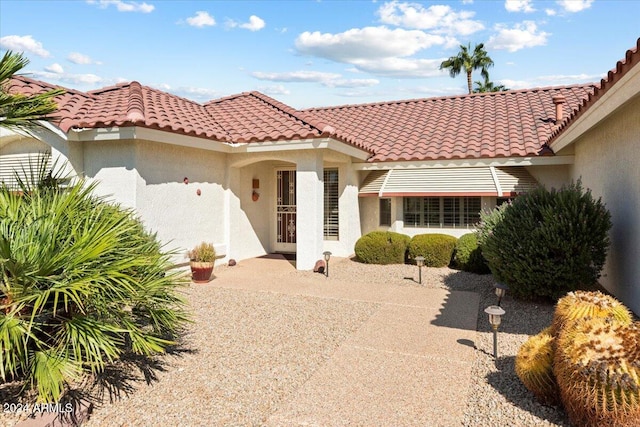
<box><xmin>1</xmin><ymin>0</ymin><xmax>638</xmax><ymax>108</ymax></box>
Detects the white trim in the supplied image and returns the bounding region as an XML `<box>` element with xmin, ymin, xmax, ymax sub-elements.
<box><xmin>66</xmin><ymin>127</ymin><xmax>370</xmax><ymax>159</ymax></box>
<box><xmin>353</xmin><ymin>155</ymin><xmax>574</xmax><ymax>170</ymax></box>
<box><xmin>379</xmin><ymin>169</ymin><xmax>393</xmax><ymax>197</ymax></box>
<box><xmin>551</xmin><ymin>62</ymin><xmax>640</xmax><ymax>152</ymax></box>
<box><xmin>489</xmin><ymin>166</ymin><xmax>502</xmax><ymax>196</ymax></box>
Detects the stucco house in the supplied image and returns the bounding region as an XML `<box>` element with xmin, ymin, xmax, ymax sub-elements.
<box><xmin>1</xmin><ymin>38</ymin><xmax>638</xmax><ymax>313</ymax></box>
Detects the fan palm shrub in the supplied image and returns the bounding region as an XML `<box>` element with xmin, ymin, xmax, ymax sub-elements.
<box><xmin>0</xmin><ymin>161</ymin><xmax>189</xmax><ymax>402</ymax></box>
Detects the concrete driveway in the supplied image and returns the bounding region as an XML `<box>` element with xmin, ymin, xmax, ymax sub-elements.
<box><xmin>211</xmin><ymin>255</ymin><xmax>480</xmax><ymax>426</ymax></box>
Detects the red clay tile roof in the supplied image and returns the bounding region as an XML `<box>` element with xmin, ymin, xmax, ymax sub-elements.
<box><xmin>7</xmin><ymin>76</ymin><xmax>229</xmax><ymax>139</ymax></box>
<box><xmin>204</xmin><ymin>91</ymin><xmax>345</xmax><ymax>144</ymax></box>
<box><xmin>547</xmin><ymin>38</ymin><xmax>640</xmax><ymax>146</ymax></box>
<box><xmin>304</xmin><ymin>84</ymin><xmax>596</xmax><ymax>162</ymax></box>
<box><xmin>7</xmin><ymin>76</ymin><xmax>597</xmax><ymax>162</ymax></box>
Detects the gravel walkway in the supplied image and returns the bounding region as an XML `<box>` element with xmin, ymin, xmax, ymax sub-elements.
<box><xmin>0</xmin><ymin>257</ymin><xmax>570</xmax><ymax>426</ymax></box>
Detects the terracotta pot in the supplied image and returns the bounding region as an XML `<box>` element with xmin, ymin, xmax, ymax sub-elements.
<box><xmin>190</xmin><ymin>261</ymin><xmax>214</xmax><ymax>283</ymax></box>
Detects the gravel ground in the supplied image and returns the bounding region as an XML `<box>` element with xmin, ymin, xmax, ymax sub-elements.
<box><xmin>0</xmin><ymin>258</ymin><xmax>571</xmax><ymax>427</ymax></box>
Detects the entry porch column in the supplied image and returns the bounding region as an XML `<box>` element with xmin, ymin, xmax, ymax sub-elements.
<box><xmin>296</xmin><ymin>151</ymin><xmax>324</xmax><ymax>270</ymax></box>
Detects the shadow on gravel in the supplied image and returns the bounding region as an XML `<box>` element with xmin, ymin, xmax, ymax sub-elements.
<box><xmin>0</xmin><ymin>340</ymin><xmax>197</xmax><ymax>425</ymax></box>
<box><xmin>486</xmin><ymin>356</ymin><xmax>571</xmax><ymax>427</ymax></box>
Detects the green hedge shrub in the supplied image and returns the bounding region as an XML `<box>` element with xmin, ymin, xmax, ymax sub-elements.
<box><xmin>408</xmin><ymin>233</ymin><xmax>457</xmax><ymax>267</ymax></box>
<box><xmin>479</xmin><ymin>181</ymin><xmax>611</xmax><ymax>300</ymax></box>
<box><xmin>454</xmin><ymin>233</ymin><xmax>490</xmax><ymax>274</ymax></box>
<box><xmin>354</xmin><ymin>231</ymin><xmax>410</xmax><ymax>264</ymax></box>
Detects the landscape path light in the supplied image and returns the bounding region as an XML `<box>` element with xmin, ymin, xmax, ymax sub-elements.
<box><xmin>323</xmin><ymin>251</ymin><xmax>332</xmax><ymax>277</ymax></box>
<box><xmin>415</xmin><ymin>256</ymin><xmax>425</xmax><ymax>285</ymax></box>
<box><xmin>495</xmin><ymin>282</ymin><xmax>508</xmax><ymax>306</ymax></box>
<box><xmin>484</xmin><ymin>305</ymin><xmax>506</xmax><ymax>360</ymax></box>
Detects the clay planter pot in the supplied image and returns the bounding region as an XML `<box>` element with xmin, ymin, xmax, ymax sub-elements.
<box><xmin>190</xmin><ymin>261</ymin><xmax>214</xmax><ymax>283</ymax></box>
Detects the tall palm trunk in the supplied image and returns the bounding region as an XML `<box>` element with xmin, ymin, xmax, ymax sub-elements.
<box><xmin>467</xmin><ymin>71</ymin><xmax>473</xmax><ymax>94</ymax></box>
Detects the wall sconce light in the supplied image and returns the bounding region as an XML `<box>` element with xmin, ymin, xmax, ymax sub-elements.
<box><xmin>485</xmin><ymin>305</ymin><xmax>506</xmax><ymax>360</ymax></box>
<box><xmin>323</xmin><ymin>251</ymin><xmax>332</xmax><ymax>277</ymax></box>
<box><xmin>183</xmin><ymin>177</ymin><xmax>189</xmax><ymax>184</ymax></box>
<box><xmin>415</xmin><ymin>256</ymin><xmax>425</xmax><ymax>284</ymax></box>
<box><xmin>252</xmin><ymin>179</ymin><xmax>260</xmax><ymax>189</ymax></box>
<box><xmin>252</xmin><ymin>190</ymin><xmax>260</xmax><ymax>202</ymax></box>
<box><xmin>196</xmin><ymin>189</ymin><xmax>201</xmax><ymax>196</ymax></box>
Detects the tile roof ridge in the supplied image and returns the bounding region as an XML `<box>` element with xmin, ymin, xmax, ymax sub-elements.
<box><xmin>11</xmin><ymin>75</ymin><xmax>97</xmax><ymax>99</ymax></box>
<box><xmin>126</xmin><ymin>81</ymin><xmax>145</xmax><ymax>123</ymax></box>
<box><xmin>303</xmin><ymin>83</ymin><xmax>597</xmax><ymax>112</ymax></box>
<box><xmin>203</xmin><ymin>92</ymin><xmax>252</xmax><ymax>106</ymax></box>
<box><xmin>247</xmin><ymin>91</ymin><xmax>337</xmax><ymax>136</ymax></box>
<box><xmin>546</xmin><ymin>37</ymin><xmax>640</xmax><ymax>145</ymax></box>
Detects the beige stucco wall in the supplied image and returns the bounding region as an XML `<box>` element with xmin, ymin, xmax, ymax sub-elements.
<box><xmin>525</xmin><ymin>165</ymin><xmax>571</xmax><ymax>191</ymax></box>
<box><xmin>569</xmin><ymin>95</ymin><xmax>640</xmax><ymax>315</ymax></box>
<box><xmin>133</xmin><ymin>140</ymin><xmax>228</xmax><ymax>259</ymax></box>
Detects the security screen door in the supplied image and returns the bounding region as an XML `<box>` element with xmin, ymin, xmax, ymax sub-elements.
<box><xmin>275</xmin><ymin>169</ymin><xmax>296</xmax><ymax>252</ymax></box>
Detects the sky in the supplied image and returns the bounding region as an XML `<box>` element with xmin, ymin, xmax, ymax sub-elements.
<box><xmin>1</xmin><ymin>0</ymin><xmax>639</xmax><ymax>109</ymax></box>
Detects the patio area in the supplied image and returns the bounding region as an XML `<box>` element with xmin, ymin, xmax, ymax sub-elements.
<box><xmin>5</xmin><ymin>255</ymin><xmax>570</xmax><ymax>427</ymax></box>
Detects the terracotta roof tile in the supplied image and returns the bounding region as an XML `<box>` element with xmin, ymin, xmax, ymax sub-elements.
<box><xmin>304</xmin><ymin>84</ymin><xmax>595</xmax><ymax>162</ymax></box>
<box><xmin>547</xmin><ymin>38</ymin><xmax>640</xmax><ymax>145</ymax></box>
<box><xmin>8</xmin><ymin>75</ymin><xmax>597</xmax><ymax>162</ymax></box>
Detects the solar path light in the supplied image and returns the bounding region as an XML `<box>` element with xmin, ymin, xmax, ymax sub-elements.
<box><xmin>415</xmin><ymin>256</ymin><xmax>425</xmax><ymax>284</ymax></box>
<box><xmin>323</xmin><ymin>251</ymin><xmax>332</xmax><ymax>277</ymax></box>
<box><xmin>484</xmin><ymin>305</ymin><xmax>506</xmax><ymax>360</ymax></box>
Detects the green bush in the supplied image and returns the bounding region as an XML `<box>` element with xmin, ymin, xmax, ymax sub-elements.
<box><xmin>354</xmin><ymin>231</ymin><xmax>410</xmax><ymax>264</ymax></box>
<box><xmin>0</xmin><ymin>166</ymin><xmax>189</xmax><ymax>402</ymax></box>
<box><xmin>408</xmin><ymin>234</ymin><xmax>457</xmax><ymax>267</ymax></box>
<box><xmin>454</xmin><ymin>233</ymin><xmax>490</xmax><ymax>274</ymax></box>
<box><xmin>479</xmin><ymin>181</ymin><xmax>611</xmax><ymax>300</ymax></box>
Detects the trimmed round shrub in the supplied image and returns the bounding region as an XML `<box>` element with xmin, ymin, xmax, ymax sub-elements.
<box><xmin>354</xmin><ymin>231</ymin><xmax>410</xmax><ymax>264</ymax></box>
<box><xmin>453</xmin><ymin>233</ymin><xmax>490</xmax><ymax>274</ymax></box>
<box><xmin>408</xmin><ymin>233</ymin><xmax>457</xmax><ymax>267</ymax></box>
<box><xmin>479</xmin><ymin>181</ymin><xmax>612</xmax><ymax>300</ymax></box>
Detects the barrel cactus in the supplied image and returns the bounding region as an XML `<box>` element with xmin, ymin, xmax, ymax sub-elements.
<box><xmin>515</xmin><ymin>327</ymin><xmax>561</xmax><ymax>405</ymax></box>
<box><xmin>551</xmin><ymin>291</ymin><xmax>633</xmax><ymax>336</ymax></box>
<box><xmin>554</xmin><ymin>318</ymin><xmax>640</xmax><ymax>427</ymax></box>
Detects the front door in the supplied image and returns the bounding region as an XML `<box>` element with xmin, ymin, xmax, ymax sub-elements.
<box><xmin>274</xmin><ymin>169</ymin><xmax>296</xmax><ymax>252</ymax></box>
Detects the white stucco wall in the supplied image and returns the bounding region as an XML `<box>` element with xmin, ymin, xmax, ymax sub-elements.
<box><xmin>569</xmin><ymin>95</ymin><xmax>640</xmax><ymax>315</ymax></box>
<box><xmin>525</xmin><ymin>165</ymin><xmax>571</xmax><ymax>191</ymax></box>
<box><xmin>133</xmin><ymin>140</ymin><xmax>227</xmax><ymax>259</ymax></box>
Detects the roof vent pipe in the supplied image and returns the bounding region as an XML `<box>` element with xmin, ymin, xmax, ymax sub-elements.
<box><xmin>552</xmin><ymin>95</ymin><xmax>566</xmax><ymax>123</ymax></box>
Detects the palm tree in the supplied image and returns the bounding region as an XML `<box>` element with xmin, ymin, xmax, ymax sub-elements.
<box><xmin>0</xmin><ymin>164</ymin><xmax>189</xmax><ymax>402</ymax></box>
<box><xmin>440</xmin><ymin>43</ymin><xmax>494</xmax><ymax>95</ymax></box>
<box><xmin>0</xmin><ymin>50</ymin><xmax>63</xmax><ymax>133</ymax></box>
<box><xmin>473</xmin><ymin>75</ymin><xmax>509</xmax><ymax>93</ymax></box>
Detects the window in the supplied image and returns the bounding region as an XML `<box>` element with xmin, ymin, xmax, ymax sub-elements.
<box><xmin>403</xmin><ymin>197</ymin><xmax>481</xmax><ymax>228</ymax></box>
<box><xmin>324</xmin><ymin>169</ymin><xmax>339</xmax><ymax>239</ymax></box>
<box><xmin>379</xmin><ymin>199</ymin><xmax>391</xmax><ymax>226</ymax></box>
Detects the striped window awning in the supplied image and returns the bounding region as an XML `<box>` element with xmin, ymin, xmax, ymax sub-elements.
<box><xmin>359</xmin><ymin>166</ymin><xmax>538</xmax><ymax>197</ymax></box>
<box><xmin>0</xmin><ymin>152</ymin><xmax>52</xmax><ymax>189</ymax></box>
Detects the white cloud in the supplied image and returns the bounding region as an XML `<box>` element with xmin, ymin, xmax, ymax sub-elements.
<box><xmin>251</xmin><ymin>70</ymin><xmax>380</xmax><ymax>88</ymax></box>
<box><xmin>30</xmin><ymin>70</ymin><xmax>104</xmax><ymax>85</ymax></box>
<box><xmin>0</xmin><ymin>35</ymin><xmax>50</xmax><ymax>57</ymax></box>
<box><xmin>174</xmin><ymin>86</ymin><xmax>219</xmax><ymax>99</ymax></box>
<box><xmin>505</xmin><ymin>0</ymin><xmax>535</xmax><ymax>13</ymax></box>
<box><xmin>545</xmin><ymin>8</ymin><xmax>557</xmax><ymax>15</ymax></box>
<box><xmin>186</xmin><ymin>11</ymin><xmax>216</xmax><ymax>28</ymax></box>
<box><xmin>500</xmin><ymin>72</ymin><xmax>602</xmax><ymax>89</ymax></box>
<box><xmin>462</xmin><ymin>0</ymin><xmax>474</xmax><ymax>4</ymax></box>
<box><xmin>241</xmin><ymin>15</ymin><xmax>265</xmax><ymax>31</ymax></box>
<box><xmin>252</xmin><ymin>70</ymin><xmax>341</xmax><ymax>83</ymax></box>
<box><xmin>377</xmin><ymin>2</ymin><xmax>484</xmax><ymax>36</ymax></box>
<box><xmin>556</xmin><ymin>0</ymin><xmax>593</xmax><ymax>13</ymax></box>
<box><xmin>350</xmin><ymin>57</ymin><xmax>445</xmax><ymax>77</ymax></box>
<box><xmin>86</xmin><ymin>0</ymin><xmax>154</xmax><ymax>13</ymax></box>
<box><xmin>487</xmin><ymin>21</ymin><xmax>550</xmax><ymax>52</ymax></box>
<box><xmin>67</xmin><ymin>52</ymin><xmax>101</xmax><ymax>65</ymax></box>
<box><xmin>45</xmin><ymin>63</ymin><xmax>64</xmax><ymax>74</ymax></box>
<box><xmin>258</xmin><ymin>85</ymin><xmax>290</xmax><ymax>95</ymax></box>
<box><xmin>227</xmin><ymin>15</ymin><xmax>266</xmax><ymax>31</ymax></box>
<box><xmin>296</xmin><ymin>26</ymin><xmax>444</xmax><ymax>62</ymax></box>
